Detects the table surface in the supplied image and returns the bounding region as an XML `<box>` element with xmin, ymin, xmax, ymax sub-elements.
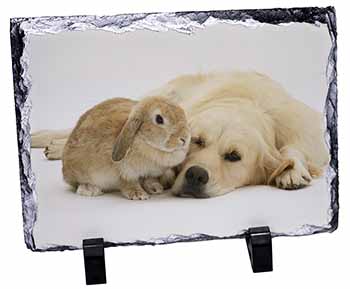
<box><xmin>30</xmin><ymin>149</ymin><xmax>332</xmax><ymax>250</ymax></box>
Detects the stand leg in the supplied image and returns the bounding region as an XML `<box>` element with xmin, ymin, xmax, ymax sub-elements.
<box><xmin>83</xmin><ymin>238</ymin><xmax>107</xmax><ymax>285</ymax></box>
<box><xmin>245</xmin><ymin>226</ymin><xmax>273</xmax><ymax>273</ymax></box>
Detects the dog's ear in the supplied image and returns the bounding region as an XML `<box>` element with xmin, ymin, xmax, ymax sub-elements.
<box><xmin>112</xmin><ymin>111</ymin><xmax>143</xmax><ymax>161</ymax></box>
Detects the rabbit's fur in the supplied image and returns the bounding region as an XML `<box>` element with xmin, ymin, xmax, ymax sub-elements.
<box><xmin>62</xmin><ymin>96</ymin><xmax>190</xmax><ymax>200</ymax></box>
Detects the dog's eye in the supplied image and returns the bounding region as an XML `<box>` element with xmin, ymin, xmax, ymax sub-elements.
<box><xmin>155</xmin><ymin>114</ymin><xmax>164</xmax><ymax>125</ymax></box>
<box><xmin>192</xmin><ymin>137</ymin><xmax>205</xmax><ymax>147</ymax></box>
<box><xmin>224</xmin><ymin>151</ymin><xmax>241</xmax><ymax>162</ymax></box>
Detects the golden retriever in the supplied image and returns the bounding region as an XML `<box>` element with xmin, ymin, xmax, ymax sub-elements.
<box><xmin>152</xmin><ymin>71</ymin><xmax>329</xmax><ymax>198</ymax></box>
<box><xmin>32</xmin><ymin>71</ymin><xmax>329</xmax><ymax>198</ymax></box>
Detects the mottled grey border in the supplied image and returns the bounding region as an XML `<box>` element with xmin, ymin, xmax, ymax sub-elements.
<box><xmin>10</xmin><ymin>6</ymin><xmax>338</xmax><ymax>252</ymax></box>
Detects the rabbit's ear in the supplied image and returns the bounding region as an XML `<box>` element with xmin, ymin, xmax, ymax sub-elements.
<box><xmin>112</xmin><ymin>114</ymin><xmax>143</xmax><ymax>161</ymax></box>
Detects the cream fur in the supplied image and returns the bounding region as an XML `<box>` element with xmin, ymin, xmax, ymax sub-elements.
<box><xmin>152</xmin><ymin>71</ymin><xmax>329</xmax><ymax>197</ymax></box>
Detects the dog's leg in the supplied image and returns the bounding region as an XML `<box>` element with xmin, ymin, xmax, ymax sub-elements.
<box><xmin>31</xmin><ymin>129</ymin><xmax>71</xmax><ymax>148</ymax></box>
<box><xmin>275</xmin><ymin>146</ymin><xmax>312</xmax><ymax>190</ymax></box>
<box><xmin>142</xmin><ymin>178</ymin><xmax>164</xmax><ymax>195</ymax></box>
<box><xmin>76</xmin><ymin>184</ymin><xmax>104</xmax><ymax>197</ymax></box>
<box><xmin>44</xmin><ymin>138</ymin><xmax>67</xmax><ymax>160</ymax></box>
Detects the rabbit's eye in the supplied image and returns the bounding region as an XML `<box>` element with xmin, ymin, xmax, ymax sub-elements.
<box><xmin>155</xmin><ymin>114</ymin><xmax>164</xmax><ymax>125</ymax></box>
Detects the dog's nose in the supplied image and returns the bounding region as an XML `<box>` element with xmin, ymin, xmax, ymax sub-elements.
<box><xmin>185</xmin><ymin>166</ymin><xmax>209</xmax><ymax>187</ymax></box>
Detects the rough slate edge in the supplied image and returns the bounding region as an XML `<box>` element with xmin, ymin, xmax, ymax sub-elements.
<box><xmin>9</xmin><ymin>6</ymin><xmax>338</xmax><ymax>252</ymax></box>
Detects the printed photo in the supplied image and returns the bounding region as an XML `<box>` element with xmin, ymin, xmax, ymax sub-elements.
<box><xmin>11</xmin><ymin>8</ymin><xmax>337</xmax><ymax>250</ymax></box>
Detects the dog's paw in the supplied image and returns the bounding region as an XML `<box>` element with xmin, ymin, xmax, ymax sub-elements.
<box><xmin>77</xmin><ymin>184</ymin><xmax>104</xmax><ymax>197</ymax></box>
<box><xmin>123</xmin><ymin>188</ymin><xmax>150</xmax><ymax>200</ymax></box>
<box><xmin>31</xmin><ymin>130</ymin><xmax>53</xmax><ymax>148</ymax></box>
<box><xmin>44</xmin><ymin>139</ymin><xmax>65</xmax><ymax>160</ymax></box>
<box><xmin>143</xmin><ymin>179</ymin><xmax>164</xmax><ymax>195</ymax></box>
<box><xmin>275</xmin><ymin>162</ymin><xmax>312</xmax><ymax>190</ymax></box>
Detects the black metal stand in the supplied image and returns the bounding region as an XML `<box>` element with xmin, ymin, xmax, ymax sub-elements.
<box><xmin>81</xmin><ymin>228</ymin><xmax>272</xmax><ymax>285</ymax></box>
<box><xmin>83</xmin><ymin>238</ymin><xmax>107</xmax><ymax>285</ymax></box>
<box><xmin>245</xmin><ymin>226</ymin><xmax>273</xmax><ymax>273</ymax></box>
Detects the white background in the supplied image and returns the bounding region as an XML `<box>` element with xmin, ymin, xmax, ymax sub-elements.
<box><xmin>0</xmin><ymin>1</ymin><xmax>348</xmax><ymax>288</ymax></box>
<box><xmin>29</xmin><ymin>22</ymin><xmax>330</xmax><ymax>130</ymax></box>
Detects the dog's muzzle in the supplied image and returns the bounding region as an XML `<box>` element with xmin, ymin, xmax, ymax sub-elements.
<box><xmin>176</xmin><ymin>166</ymin><xmax>210</xmax><ymax>198</ymax></box>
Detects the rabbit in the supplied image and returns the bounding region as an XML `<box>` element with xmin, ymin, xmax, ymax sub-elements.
<box><xmin>62</xmin><ymin>96</ymin><xmax>190</xmax><ymax>200</ymax></box>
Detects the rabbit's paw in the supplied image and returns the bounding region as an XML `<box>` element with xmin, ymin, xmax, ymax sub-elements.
<box><xmin>77</xmin><ymin>184</ymin><xmax>104</xmax><ymax>197</ymax></box>
<box><xmin>123</xmin><ymin>188</ymin><xmax>150</xmax><ymax>200</ymax></box>
<box><xmin>160</xmin><ymin>169</ymin><xmax>176</xmax><ymax>189</ymax></box>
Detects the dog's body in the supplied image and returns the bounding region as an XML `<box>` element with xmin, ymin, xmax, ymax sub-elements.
<box><xmin>152</xmin><ymin>71</ymin><xmax>329</xmax><ymax>197</ymax></box>
<box><xmin>32</xmin><ymin>71</ymin><xmax>329</xmax><ymax>198</ymax></box>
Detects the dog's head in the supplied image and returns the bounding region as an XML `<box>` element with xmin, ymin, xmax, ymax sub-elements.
<box><xmin>171</xmin><ymin>100</ymin><xmax>292</xmax><ymax>198</ymax></box>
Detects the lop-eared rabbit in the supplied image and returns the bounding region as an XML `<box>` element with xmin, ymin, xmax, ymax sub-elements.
<box><xmin>61</xmin><ymin>96</ymin><xmax>190</xmax><ymax>200</ymax></box>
